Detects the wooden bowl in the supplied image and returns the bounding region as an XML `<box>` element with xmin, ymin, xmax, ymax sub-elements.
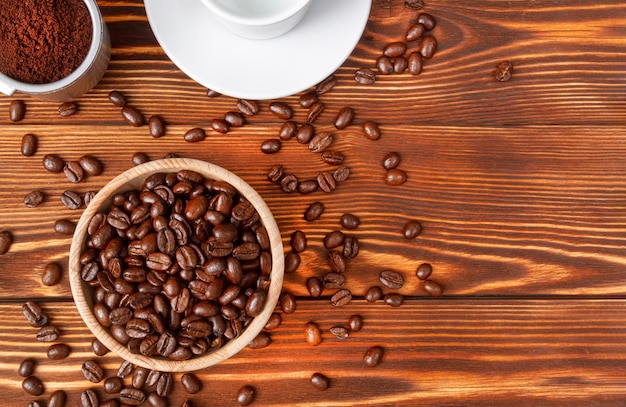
<box><xmin>69</xmin><ymin>158</ymin><xmax>284</xmax><ymax>372</ymax></box>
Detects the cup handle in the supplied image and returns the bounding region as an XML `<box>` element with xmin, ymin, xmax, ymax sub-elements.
<box><xmin>0</xmin><ymin>79</ymin><xmax>16</xmax><ymax>96</ymax></box>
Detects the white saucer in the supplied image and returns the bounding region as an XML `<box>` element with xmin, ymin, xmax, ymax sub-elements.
<box><xmin>144</xmin><ymin>0</ymin><xmax>371</xmax><ymax>100</ymax></box>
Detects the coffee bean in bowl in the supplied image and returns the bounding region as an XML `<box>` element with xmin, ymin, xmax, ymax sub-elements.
<box><xmin>68</xmin><ymin>158</ymin><xmax>284</xmax><ymax>372</ymax></box>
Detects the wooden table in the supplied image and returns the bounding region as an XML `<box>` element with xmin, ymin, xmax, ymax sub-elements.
<box><xmin>1</xmin><ymin>0</ymin><xmax>626</xmax><ymax>405</ymax></box>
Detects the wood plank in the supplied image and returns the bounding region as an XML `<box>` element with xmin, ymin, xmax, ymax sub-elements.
<box><xmin>1</xmin><ymin>299</ymin><xmax>626</xmax><ymax>406</ymax></box>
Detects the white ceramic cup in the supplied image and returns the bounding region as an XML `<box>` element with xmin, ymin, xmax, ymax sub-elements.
<box><xmin>0</xmin><ymin>0</ymin><xmax>110</xmax><ymax>102</ymax></box>
<box><xmin>200</xmin><ymin>0</ymin><xmax>313</xmax><ymax>40</ymax></box>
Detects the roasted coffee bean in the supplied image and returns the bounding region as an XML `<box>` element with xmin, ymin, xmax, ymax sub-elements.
<box><xmin>394</xmin><ymin>57</ymin><xmax>408</xmax><ymax>73</ymax></box>
<box><xmin>47</xmin><ymin>343</ymin><xmax>70</xmax><ymax>360</ymax></box>
<box><xmin>211</xmin><ymin>118</ymin><xmax>230</xmax><ymax>134</ymax></box>
<box><xmin>120</xmin><ymin>387</ymin><xmax>146</xmax><ymax>405</ymax></box>
<box><xmin>384</xmin><ymin>293</ymin><xmax>404</xmax><ymax>307</ymax></box>
<box><xmin>121</xmin><ymin>106</ymin><xmax>144</xmax><ymax>127</ymax></box>
<box><xmin>309</xmin><ymin>132</ymin><xmax>333</xmax><ymax>153</ymax></box>
<box><xmin>354</xmin><ymin>68</ymin><xmax>376</xmax><ymax>85</ymax></box>
<box><xmin>280</xmin><ymin>291</ymin><xmax>296</xmax><ymax>314</ymax></box>
<box><xmin>36</xmin><ymin>325</ymin><xmax>59</xmax><ymax>342</ymax></box>
<box><xmin>132</xmin><ymin>366</ymin><xmax>149</xmax><ymax>388</ymax></box>
<box><xmin>383</xmin><ymin>42</ymin><xmax>407</xmax><ymax>58</ymax></box>
<box><xmin>149</xmin><ymin>115</ymin><xmax>166</xmax><ymax>138</ymax></box>
<box><xmin>156</xmin><ymin>372</ymin><xmax>173</xmax><ymax>397</ymax></box>
<box><xmin>280</xmin><ymin>174</ymin><xmax>298</xmax><ymax>193</ymax></box>
<box><xmin>147</xmin><ymin>392</ymin><xmax>167</xmax><ymax>407</ymax></box>
<box><xmin>41</xmin><ymin>262</ymin><xmax>63</xmax><ymax>286</ymax></box>
<box><xmin>385</xmin><ymin>168</ymin><xmax>408</xmax><ymax>186</ymax></box>
<box><xmin>408</xmin><ymin>52</ymin><xmax>423</xmax><ymax>75</ymax></box>
<box><xmin>48</xmin><ymin>389</ymin><xmax>67</xmax><ymax>407</ymax></box>
<box><xmin>495</xmin><ymin>60</ymin><xmax>514</xmax><ymax>82</ymax></box>
<box><xmin>245</xmin><ymin>290</ymin><xmax>266</xmax><ymax>317</ymax></box>
<box><xmin>146</xmin><ymin>370</ymin><xmax>162</xmax><ymax>387</ymax></box>
<box><xmin>264</xmin><ymin>312</ymin><xmax>282</xmax><ymax>331</ymax></box>
<box><xmin>9</xmin><ymin>99</ymin><xmax>25</xmax><ymax>122</ymax></box>
<box><xmin>22</xmin><ymin>301</ymin><xmax>48</xmax><ymax>327</ymax></box>
<box><xmin>329</xmin><ymin>326</ymin><xmax>349</xmax><ymax>339</ymax></box>
<box><xmin>261</xmin><ymin>139</ymin><xmax>281</xmax><ymax>154</ymax></box>
<box><xmin>340</xmin><ymin>213</ymin><xmax>360</xmax><ymax>229</ymax></box>
<box><xmin>224</xmin><ymin>111</ymin><xmax>246</xmax><ymax>127</ymax></box>
<box><xmin>269</xmin><ymin>101</ymin><xmax>293</xmax><ymax>119</ymax></box>
<box><xmin>364</xmin><ymin>345</ymin><xmax>384</xmax><ymax>367</ymax></box>
<box><xmin>321</xmin><ymin>150</ymin><xmax>344</xmax><ymax>165</ymax></box>
<box><xmin>299</xmin><ymin>91</ymin><xmax>318</xmax><ymax>108</ymax></box>
<box><xmin>61</xmin><ymin>190</ymin><xmax>82</xmax><ymax>209</ymax></box>
<box><xmin>92</xmin><ymin>338</ymin><xmax>109</xmax><ymax>356</ymax></box>
<box><xmin>376</xmin><ymin>56</ymin><xmax>394</xmax><ymax>75</ymax></box>
<box><xmin>79</xmin><ymin>155</ymin><xmax>104</xmax><ymax>176</ymax></box>
<box><xmin>333</xmin><ymin>165</ymin><xmax>350</xmax><ymax>182</ymax></box>
<box><xmin>207</xmin><ymin>88</ymin><xmax>221</xmax><ymax>98</ymax></box>
<box><xmin>80</xmin><ymin>389</ymin><xmax>98</xmax><ymax>407</ymax></box>
<box><xmin>304</xmin><ymin>201</ymin><xmax>324</xmax><ymax>221</ymax></box>
<box><xmin>324</xmin><ymin>272</ymin><xmax>346</xmax><ymax>289</ymax></box>
<box><xmin>419</xmin><ymin>36</ymin><xmax>437</xmax><ymax>59</ymax></box>
<box><xmin>365</xmin><ymin>285</ymin><xmax>383</xmax><ymax>302</ymax></box>
<box><xmin>237</xmin><ymin>99</ymin><xmax>259</xmax><ymax>116</ymax></box>
<box><xmin>362</xmin><ymin>121</ymin><xmax>381</xmax><ymax>140</ymax></box>
<box><xmin>328</xmin><ymin>250</ymin><xmax>346</xmax><ymax>273</ymax></box>
<box><xmin>109</xmin><ymin>90</ymin><xmax>127</xmax><ymax>106</ymax></box>
<box><xmin>278</xmin><ymin>121</ymin><xmax>297</xmax><ymax>140</ymax></box>
<box><xmin>424</xmin><ymin>279</ymin><xmax>443</xmax><ymax>297</ymax></box>
<box><xmin>298</xmin><ymin>179</ymin><xmax>318</xmax><ymax>194</ymax></box>
<box><xmin>179</xmin><ymin>372</ymin><xmax>202</xmax><ymax>394</ymax></box>
<box><xmin>24</xmin><ymin>190</ymin><xmax>44</xmax><ymax>208</ymax></box>
<box><xmin>267</xmin><ymin>164</ymin><xmax>285</xmax><ymax>183</ymax></box>
<box><xmin>291</xmin><ymin>230</ymin><xmax>307</xmax><ymax>253</ymax></box>
<box><xmin>403</xmin><ymin>220</ymin><xmax>422</xmax><ymax>239</ymax></box>
<box><xmin>330</xmin><ymin>288</ymin><xmax>352</xmax><ymax>307</ymax></box>
<box><xmin>284</xmin><ymin>251</ymin><xmax>300</xmax><ymax>273</ymax></box>
<box><xmin>22</xmin><ymin>376</ymin><xmax>44</xmax><ymax>396</ymax></box>
<box><xmin>295</xmin><ymin>123</ymin><xmax>315</xmax><ymax>144</ymax></box>
<box><xmin>334</xmin><ymin>107</ymin><xmax>354</xmax><ymax>129</ymax></box>
<box><xmin>58</xmin><ymin>101</ymin><xmax>77</xmax><ymax>117</ymax></box>
<box><xmin>311</xmin><ymin>372</ymin><xmax>330</xmax><ymax>390</ymax></box>
<box><xmin>416</xmin><ymin>262</ymin><xmax>433</xmax><ymax>280</ymax></box>
<box><xmin>117</xmin><ymin>360</ymin><xmax>134</xmax><ymax>378</ymax></box>
<box><xmin>236</xmin><ymin>385</ymin><xmax>255</xmax><ymax>406</ymax></box>
<box><xmin>304</xmin><ymin>321</ymin><xmax>322</xmax><ymax>346</ymax></box>
<box><xmin>343</xmin><ymin>235</ymin><xmax>359</xmax><ymax>259</ymax></box>
<box><xmin>382</xmin><ymin>152</ymin><xmax>401</xmax><ymax>170</ymax></box>
<box><xmin>316</xmin><ymin>74</ymin><xmax>337</xmax><ymax>95</ymax></box>
<box><xmin>103</xmin><ymin>377</ymin><xmax>123</xmax><ymax>394</ymax></box>
<box><xmin>28</xmin><ymin>400</ymin><xmax>45</xmax><ymax>407</ymax></box>
<box><xmin>132</xmin><ymin>152</ymin><xmax>150</xmax><ymax>165</ymax></box>
<box><xmin>54</xmin><ymin>219</ymin><xmax>76</xmax><ymax>235</ymax></box>
<box><xmin>306</xmin><ymin>101</ymin><xmax>325</xmax><ymax>124</ymax></box>
<box><xmin>317</xmin><ymin>171</ymin><xmax>336</xmax><ymax>193</ymax></box>
<box><xmin>324</xmin><ymin>230</ymin><xmax>345</xmax><ymax>249</ymax></box>
<box><xmin>349</xmin><ymin>314</ymin><xmax>363</xmax><ymax>332</ymax></box>
<box><xmin>21</xmin><ymin>133</ymin><xmax>38</xmax><ymax>156</ymax></box>
<box><xmin>406</xmin><ymin>23</ymin><xmax>426</xmax><ymax>42</ymax></box>
<box><xmin>379</xmin><ymin>270</ymin><xmax>405</xmax><ymax>289</ymax></box>
<box><xmin>82</xmin><ymin>360</ymin><xmax>104</xmax><ymax>383</ymax></box>
<box><xmin>43</xmin><ymin>154</ymin><xmax>65</xmax><ymax>173</ymax></box>
<box><xmin>418</xmin><ymin>12</ymin><xmax>437</xmax><ymax>30</ymax></box>
<box><xmin>306</xmin><ymin>276</ymin><xmax>323</xmax><ymax>297</ymax></box>
<box><xmin>18</xmin><ymin>358</ymin><xmax>36</xmax><ymax>377</ymax></box>
<box><xmin>247</xmin><ymin>332</ymin><xmax>271</xmax><ymax>349</ymax></box>
<box><xmin>64</xmin><ymin>161</ymin><xmax>84</xmax><ymax>183</ymax></box>
<box><xmin>184</xmin><ymin>127</ymin><xmax>206</xmax><ymax>142</ymax></box>
<box><xmin>84</xmin><ymin>191</ymin><xmax>96</xmax><ymax>206</ymax></box>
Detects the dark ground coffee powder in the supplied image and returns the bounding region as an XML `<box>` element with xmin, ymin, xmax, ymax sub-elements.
<box><xmin>0</xmin><ymin>0</ymin><xmax>93</xmax><ymax>84</ymax></box>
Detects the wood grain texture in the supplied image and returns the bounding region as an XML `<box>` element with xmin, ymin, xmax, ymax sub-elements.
<box><xmin>0</xmin><ymin>0</ymin><xmax>625</xmax><ymax>405</ymax></box>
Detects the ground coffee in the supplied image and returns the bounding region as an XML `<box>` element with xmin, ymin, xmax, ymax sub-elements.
<box><xmin>0</xmin><ymin>0</ymin><xmax>92</xmax><ymax>84</ymax></box>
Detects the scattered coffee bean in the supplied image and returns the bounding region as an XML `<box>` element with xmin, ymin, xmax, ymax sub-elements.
<box><xmin>27</xmin><ymin>400</ymin><xmax>45</xmax><ymax>407</ymax></box>
<box><xmin>495</xmin><ymin>60</ymin><xmax>514</xmax><ymax>82</ymax></box>
<box><xmin>304</xmin><ymin>201</ymin><xmax>325</xmax><ymax>221</ymax></box>
<box><xmin>248</xmin><ymin>332</ymin><xmax>272</xmax><ymax>349</ymax></box>
<box><xmin>299</xmin><ymin>91</ymin><xmax>318</xmax><ymax>108</ymax></box>
<box><xmin>156</xmin><ymin>373</ymin><xmax>173</xmax><ymax>397</ymax></box>
<box><xmin>417</xmin><ymin>12</ymin><xmax>436</xmax><ymax>30</ymax></box>
<box><xmin>22</xmin><ymin>301</ymin><xmax>48</xmax><ymax>326</ymax></box>
<box><xmin>58</xmin><ymin>101</ymin><xmax>78</xmax><ymax>117</ymax></box>
<box><xmin>92</xmin><ymin>338</ymin><xmax>109</xmax><ymax>356</ymax></box>
<box><xmin>80</xmin><ymin>389</ymin><xmax>99</xmax><ymax>407</ymax></box>
<box><xmin>376</xmin><ymin>56</ymin><xmax>394</xmax><ymax>75</ymax></box>
<box><xmin>211</xmin><ymin>118</ymin><xmax>230</xmax><ymax>134</ymax></box>
<box><xmin>416</xmin><ymin>263</ymin><xmax>432</xmax><ymax>280</ymax></box>
<box><xmin>267</xmin><ymin>164</ymin><xmax>284</xmax><ymax>183</ymax></box>
<box><xmin>132</xmin><ymin>151</ymin><xmax>150</xmax><ymax>165</ymax></box>
<box><xmin>22</xmin><ymin>376</ymin><xmax>44</xmax><ymax>396</ymax></box>
<box><xmin>406</xmin><ymin>23</ymin><xmax>425</xmax><ymax>42</ymax></box>
<box><xmin>354</xmin><ymin>68</ymin><xmax>376</xmax><ymax>85</ymax></box>
<box><xmin>296</xmin><ymin>123</ymin><xmax>315</xmax><ymax>144</ymax></box>
<box><xmin>334</xmin><ymin>107</ymin><xmax>354</xmax><ymax>129</ymax></box>
<box><xmin>280</xmin><ymin>174</ymin><xmax>298</xmax><ymax>192</ymax></box>
<box><xmin>307</xmin><ymin>101</ymin><xmax>325</xmax><ymax>123</ymax></box>
<box><xmin>362</xmin><ymin>121</ymin><xmax>381</xmax><ymax>140</ymax></box>
<box><xmin>120</xmin><ymin>387</ymin><xmax>146</xmax><ymax>405</ymax></box>
<box><xmin>394</xmin><ymin>57</ymin><xmax>408</xmax><ymax>73</ymax></box>
<box><xmin>132</xmin><ymin>366</ymin><xmax>149</xmax><ymax>389</ymax></box>
<box><xmin>261</xmin><ymin>139</ymin><xmax>281</xmax><ymax>154</ymax></box>
<box><xmin>379</xmin><ymin>270</ymin><xmax>405</xmax><ymax>289</ymax></box>
<box><xmin>18</xmin><ymin>358</ymin><xmax>36</xmax><ymax>377</ymax></box>
<box><xmin>206</xmin><ymin>88</ymin><xmax>221</xmax><ymax>98</ymax></box>
<box><xmin>364</xmin><ymin>345</ymin><xmax>384</xmax><ymax>367</ymax></box>
<box><xmin>365</xmin><ymin>286</ymin><xmax>383</xmax><ymax>302</ymax></box>
<box><xmin>321</xmin><ymin>150</ymin><xmax>344</xmax><ymax>166</ymax></box>
<box><xmin>278</xmin><ymin>121</ymin><xmax>297</xmax><ymax>140</ymax></box>
<box><xmin>108</xmin><ymin>90</ymin><xmax>127</xmax><ymax>106</ymax></box>
<box><xmin>330</xmin><ymin>288</ymin><xmax>352</xmax><ymax>307</ymax></box>
<box><xmin>54</xmin><ymin>219</ymin><xmax>76</xmax><ymax>235</ymax></box>
<box><xmin>290</xmin><ymin>230</ymin><xmax>307</xmax><ymax>253</ymax></box>
<box><xmin>298</xmin><ymin>179</ymin><xmax>319</xmax><ymax>194</ymax></box>
<box><xmin>79</xmin><ymin>155</ymin><xmax>104</xmax><ymax>176</ymax></box>
<box><xmin>21</xmin><ymin>133</ymin><xmax>38</xmax><ymax>156</ymax></box>
<box><xmin>64</xmin><ymin>160</ymin><xmax>84</xmax><ymax>183</ymax></box>
<box><xmin>405</xmin><ymin>0</ymin><xmax>424</xmax><ymax>10</ymax></box>
<box><xmin>403</xmin><ymin>220</ymin><xmax>422</xmax><ymax>239</ymax></box>
<box><xmin>149</xmin><ymin>115</ymin><xmax>166</xmax><ymax>138</ymax></box>
<box><xmin>385</xmin><ymin>168</ymin><xmax>407</xmax><ymax>186</ymax></box>
<box><xmin>117</xmin><ymin>360</ymin><xmax>134</xmax><ymax>379</ymax></box>
<box><xmin>324</xmin><ymin>230</ymin><xmax>345</xmax><ymax>249</ymax></box>
<box><xmin>83</xmin><ymin>191</ymin><xmax>96</xmax><ymax>206</ymax></box>
<box><xmin>329</xmin><ymin>326</ymin><xmax>349</xmax><ymax>339</ymax></box>
<box><xmin>317</xmin><ymin>171</ymin><xmax>336</xmax><ymax>193</ymax></box>
<box><xmin>264</xmin><ymin>313</ymin><xmax>282</xmax><ymax>331</ymax></box>
<box><xmin>24</xmin><ymin>190</ymin><xmax>44</xmax><ymax>208</ymax></box>
<box><xmin>340</xmin><ymin>213</ymin><xmax>360</xmax><ymax>229</ymax></box>
<box><xmin>324</xmin><ymin>271</ymin><xmax>346</xmax><ymax>289</ymax></box>
<box><xmin>349</xmin><ymin>314</ymin><xmax>363</xmax><ymax>332</ymax></box>
<box><xmin>306</xmin><ymin>276</ymin><xmax>323</xmax><ymax>297</ymax></box>
<box><xmin>61</xmin><ymin>190</ymin><xmax>83</xmax><ymax>209</ymax></box>
<box><xmin>384</xmin><ymin>293</ymin><xmax>404</xmax><ymax>307</ymax></box>
<box><xmin>408</xmin><ymin>52</ymin><xmax>423</xmax><ymax>75</ymax></box>
<box><xmin>147</xmin><ymin>392</ymin><xmax>167</xmax><ymax>407</ymax></box>
<box><xmin>184</xmin><ymin>127</ymin><xmax>206</xmax><ymax>142</ymax></box>
<box><xmin>236</xmin><ymin>385</ymin><xmax>255</xmax><ymax>406</ymax></box>
<box><xmin>237</xmin><ymin>99</ymin><xmax>259</xmax><ymax>116</ymax></box>
<box><xmin>310</xmin><ymin>372</ymin><xmax>330</xmax><ymax>390</ymax></box>
<box><xmin>47</xmin><ymin>389</ymin><xmax>67</xmax><ymax>407</ymax></box>
<box><xmin>47</xmin><ymin>343</ymin><xmax>71</xmax><ymax>360</ymax></box>
<box><xmin>382</xmin><ymin>152</ymin><xmax>401</xmax><ymax>170</ymax></box>
<box><xmin>328</xmin><ymin>251</ymin><xmax>346</xmax><ymax>273</ymax></box>
<box><xmin>181</xmin><ymin>373</ymin><xmax>202</xmax><ymax>394</ymax></box>
<box><xmin>42</xmin><ymin>262</ymin><xmax>63</xmax><ymax>286</ymax></box>
<box><xmin>342</xmin><ymin>235</ymin><xmax>359</xmax><ymax>259</ymax></box>
<box><xmin>43</xmin><ymin>154</ymin><xmax>65</xmax><ymax>173</ymax></box>
<box><xmin>103</xmin><ymin>377</ymin><xmax>123</xmax><ymax>394</ymax></box>
<box><xmin>284</xmin><ymin>251</ymin><xmax>301</xmax><ymax>273</ymax></box>
<box><xmin>269</xmin><ymin>101</ymin><xmax>293</xmax><ymax>120</ymax></box>
<box><xmin>419</xmin><ymin>36</ymin><xmax>437</xmax><ymax>59</ymax></box>
<box><xmin>121</xmin><ymin>105</ymin><xmax>144</xmax><ymax>127</ymax></box>
<box><xmin>383</xmin><ymin>42</ymin><xmax>407</xmax><ymax>58</ymax></box>
<box><xmin>316</xmin><ymin>74</ymin><xmax>337</xmax><ymax>95</ymax></box>
<box><xmin>280</xmin><ymin>291</ymin><xmax>297</xmax><ymax>314</ymax></box>
<box><xmin>304</xmin><ymin>321</ymin><xmax>322</xmax><ymax>346</ymax></box>
<box><xmin>424</xmin><ymin>279</ymin><xmax>443</xmax><ymax>297</ymax></box>
<box><xmin>82</xmin><ymin>359</ymin><xmax>104</xmax><ymax>383</ymax></box>
<box><xmin>309</xmin><ymin>132</ymin><xmax>333</xmax><ymax>153</ymax></box>
<box><xmin>333</xmin><ymin>165</ymin><xmax>350</xmax><ymax>182</ymax></box>
<box><xmin>9</xmin><ymin>100</ymin><xmax>26</xmax><ymax>122</ymax></box>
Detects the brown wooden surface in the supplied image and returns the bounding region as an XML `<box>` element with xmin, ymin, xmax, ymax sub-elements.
<box><xmin>1</xmin><ymin>0</ymin><xmax>626</xmax><ymax>405</ymax></box>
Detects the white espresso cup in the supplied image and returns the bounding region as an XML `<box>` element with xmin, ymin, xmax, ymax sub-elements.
<box><xmin>0</xmin><ymin>0</ymin><xmax>110</xmax><ymax>102</ymax></box>
<box><xmin>200</xmin><ymin>0</ymin><xmax>313</xmax><ymax>40</ymax></box>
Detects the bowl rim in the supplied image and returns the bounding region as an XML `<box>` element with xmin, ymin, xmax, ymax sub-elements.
<box><xmin>68</xmin><ymin>158</ymin><xmax>284</xmax><ymax>372</ymax></box>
